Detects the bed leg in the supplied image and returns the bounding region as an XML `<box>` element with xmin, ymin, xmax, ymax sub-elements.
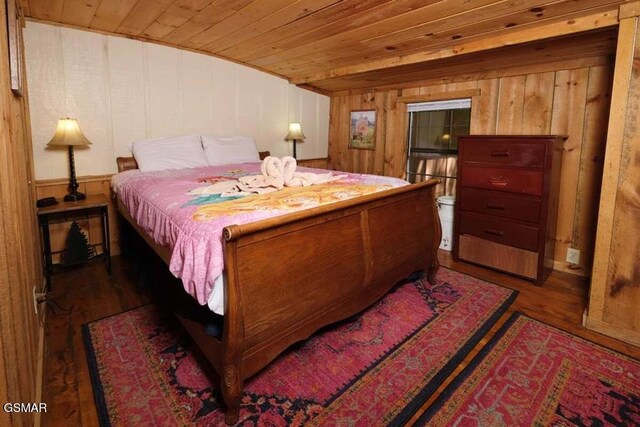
<box><xmin>427</xmin><ymin>255</ymin><xmax>440</xmax><ymax>286</ymax></box>
<box><xmin>222</xmin><ymin>364</ymin><xmax>242</xmax><ymax>425</ymax></box>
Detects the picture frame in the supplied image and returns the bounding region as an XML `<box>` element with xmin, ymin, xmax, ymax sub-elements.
<box><xmin>6</xmin><ymin>0</ymin><xmax>24</xmax><ymax>97</ymax></box>
<box><xmin>349</xmin><ymin>110</ymin><xmax>376</xmax><ymax>150</ymax></box>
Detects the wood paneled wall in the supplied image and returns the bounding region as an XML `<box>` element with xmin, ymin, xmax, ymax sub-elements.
<box><xmin>0</xmin><ymin>1</ymin><xmax>42</xmax><ymax>425</ymax></box>
<box><xmin>328</xmin><ymin>62</ymin><xmax>613</xmax><ymax>277</ymax></box>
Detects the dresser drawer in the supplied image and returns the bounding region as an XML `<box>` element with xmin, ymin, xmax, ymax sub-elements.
<box><xmin>460</xmin><ymin>166</ymin><xmax>544</xmax><ymax>196</ymax></box>
<box><xmin>461</xmin><ymin>140</ymin><xmax>546</xmax><ymax>168</ymax></box>
<box><xmin>459</xmin><ymin>212</ymin><xmax>539</xmax><ymax>251</ymax></box>
<box><xmin>458</xmin><ymin>188</ymin><xmax>541</xmax><ymax>223</ymax></box>
<box><xmin>458</xmin><ymin>235</ymin><xmax>538</xmax><ymax>279</ymax></box>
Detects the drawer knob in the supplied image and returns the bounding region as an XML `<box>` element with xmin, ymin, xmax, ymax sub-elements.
<box><xmin>490</xmin><ymin>150</ymin><xmax>510</xmax><ymax>157</ymax></box>
<box><xmin>485</xmin><ymin>228</ymin><xmax>504</xmax><ymax>236</ymax></box>
<box><xmin>489</xmin><ymin>176</ymin><xmax>508</xmax><ymax>187</ymax></box>
<box><xmin>486</xmin><ymin>203</ymin><xmax>505</xmax><ymax>210</ymax></box>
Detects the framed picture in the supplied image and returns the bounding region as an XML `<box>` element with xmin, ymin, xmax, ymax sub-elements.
<box><xmin>349</xmin><ymin>110</ymin><xmax>376</xmax><ymax>150</ymax></box>
<box><xmin>6</xmin><ymin>0</ymin><xmax>24</xmax><ymax>96</ymax></box>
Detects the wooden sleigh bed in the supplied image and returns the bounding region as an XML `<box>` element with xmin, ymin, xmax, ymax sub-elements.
<box><xmin>115</xmin><ymin>154</ymin><xmax>442</xmax><ymax>424</ymax></box>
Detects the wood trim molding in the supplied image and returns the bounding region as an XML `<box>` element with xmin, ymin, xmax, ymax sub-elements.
<box><xmin>619</xmin><ymin>1</ymin><xmax>640</xmax><ymax>19</ymax></box>
<box><xmin>328</xmin><ymin>56</ymin><xmax>612</xmax><ymax>97</ymax></box>
<box><xmin>35</xmin><ymin>174</ymin><xmax>114</xmax><ymax>187</ymax></box>
<box><xmin>33</xmin><ymin>309</ymin><xmax>45</xmax><ymax>427</ymax></box>
<box><xmin>588</xmin><ymin>14</ymin><xmax>638</xmax><ymax>320</ymax></box>
<box><xmin>584</xmin><ymin>317</ymin><xmax>640</xmax><ymax>347</ymax></box>
<box><xmin>397</xmin><ymin>89</ymin><xmax>480</xmax><ymax>104</ymax></box>
<box><xmin>552</xmin><ymin>260</ymin><xmax>589</xmax><ymax>278</ymax></box>
<box><xmin>297</xmin><ymin>157</ymin><xmax>329</xmax><ymax>162</ymax></box>
<box><xmin>291</xmin><ymin>9</ymin><xmax>619</xmax><ymax>85</ymax></box>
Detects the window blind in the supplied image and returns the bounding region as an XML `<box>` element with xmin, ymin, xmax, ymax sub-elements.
<box><xmin>407</xmin><ymin>98</ymin><xmax>471</xmax><ymax>113</ymax></box>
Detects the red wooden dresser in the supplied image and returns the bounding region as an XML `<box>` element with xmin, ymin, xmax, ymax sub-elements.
<box><xmin>453</xmin><ymin>135</ymin><xmax>565</xmax><ymax>285</ymax></box>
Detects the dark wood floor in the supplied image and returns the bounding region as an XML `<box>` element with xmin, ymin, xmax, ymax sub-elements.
<box><xmin>41</xmin><ymin>251</ymin><xmax>640</xmax><ymax>426</ymax></box>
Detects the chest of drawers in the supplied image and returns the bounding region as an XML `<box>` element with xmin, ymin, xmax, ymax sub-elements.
<box><xmin>453</xmin><ymin>135</ymin><xmax>565</xmax><ymax>284</ymax></box>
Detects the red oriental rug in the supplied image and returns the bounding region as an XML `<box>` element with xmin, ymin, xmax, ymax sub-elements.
<box><xmin>83</xmin><ymin>268</ymin><xmax>516</xmax><ymax>426</ymax></box>
<box><xmin>418</xmin><ymin>313</ymin><xmax>640</xmax><ymax>426</ymax></box>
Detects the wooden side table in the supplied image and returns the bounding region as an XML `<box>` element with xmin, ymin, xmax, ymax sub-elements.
<box><xmin>37</xmin><ymin>194</ymin><xmax>111</xmax><ymax>291</ymax></box>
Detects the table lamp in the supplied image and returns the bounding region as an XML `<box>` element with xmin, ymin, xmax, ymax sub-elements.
<box><xmin>47</xmin><ymin>118</ymin><xmax>92</xmax><ymax>201</ymax></box>
<box><xmin>284</xmin><ymin>122</ymin><xmax>306</xmax><ymax>159</ymax></box>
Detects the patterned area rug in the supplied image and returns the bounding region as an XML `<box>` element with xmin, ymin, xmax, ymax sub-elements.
<box><xmin>83</xmin><ymin>268</ymin><xmax>516</xmax><ymax>426</ymax></box>
<box><xmin>418</xmin><ymin>312</ymin><xmax>640</xmax><ymax>426</ymax></box>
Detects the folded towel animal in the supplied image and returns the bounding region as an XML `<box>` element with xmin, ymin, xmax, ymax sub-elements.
<box><xmin>280</xmin><ymin>156</ymin><xmax>345</xmax><ymax>187</ymax></box>
<box><xmin>190</xmin><ymin>156</ymin><xmax>346</xmax><ymax>197</ymax></box>
<box><xmin>237</xmin><ymin>156</ymin><xmax>285</xmax><ymax>193</ymax></box>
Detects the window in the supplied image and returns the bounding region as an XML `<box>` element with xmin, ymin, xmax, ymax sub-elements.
<box><xmin>405</xmin><ymin>99</ymin><xmax>471</xmax><ymax>196</ymax></box>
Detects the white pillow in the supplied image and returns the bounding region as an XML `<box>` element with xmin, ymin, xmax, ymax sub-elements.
<box><xmin>202</xmin><ymin>135</ymin><xmax>260</xmax><ymax>166</ymax></box>
<box><xmin>131</xmin><ymin>135</ymin><xmax>208</xmax><ymax>172</ymax></box>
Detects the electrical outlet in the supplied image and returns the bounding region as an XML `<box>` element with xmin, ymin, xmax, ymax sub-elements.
<box><xmin>566</xmin><ymin>248</ymin><xmax>580</xmax><ymax>265</ymax></box>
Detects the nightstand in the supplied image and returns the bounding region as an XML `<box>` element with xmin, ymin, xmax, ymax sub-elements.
<box><xmin>37</xmin><ymin>194</ymin><xmax>111</xmax><ymax>291</ymax></box>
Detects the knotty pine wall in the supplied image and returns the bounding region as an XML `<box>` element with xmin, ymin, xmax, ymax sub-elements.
<box><xmin>328</xmin><ymin>63</ymin><xmax>613</xmax><ymax>277</ymax></box>
<box><xmin>0</xmin><ymin>1</ymin><xmax>43</xmax><ymax>425</ymax></box>
<box><xmin>23</xmin><ymin>21</ymin><xmax>329</xmax><ymax>180</ymax></box>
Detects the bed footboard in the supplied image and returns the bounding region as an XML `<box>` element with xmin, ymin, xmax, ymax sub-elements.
<box><xmin>220</xmin><ymin>179</ymin><xmax>440</xmax><ymax>423</ymax></box>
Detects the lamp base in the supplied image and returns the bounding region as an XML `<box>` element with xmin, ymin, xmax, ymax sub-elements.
<box><xmin>64</xmin><ymin>191</ymin><xmax>86</xmax><ymax>202</ymax></box>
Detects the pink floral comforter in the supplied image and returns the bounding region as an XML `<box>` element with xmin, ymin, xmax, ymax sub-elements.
<box><xmin>112</xmin><ymin>163</ymin><xmax>407</xmax><ymax>311</ymax></box>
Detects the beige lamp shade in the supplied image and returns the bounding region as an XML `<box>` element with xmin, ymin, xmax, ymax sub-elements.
<box><xmin>284</xmin><ymin>122</ymin><xmax>306</xmax><ymax>141</ymax></box>
<box><xmin>47</xmin><ymin>118</ymin><xmax>92</xmax><ymax>147</ymax></box>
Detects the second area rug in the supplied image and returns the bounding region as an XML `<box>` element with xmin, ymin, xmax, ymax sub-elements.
<box><xmin>418</xmin><ymin>312</ymin><xmax>640</xmax><ymax>426</ymax></box>
<box><xmin>83</xmin><ymin>268</ymin><xmax>516</xmax><ymax>426</ymax></box>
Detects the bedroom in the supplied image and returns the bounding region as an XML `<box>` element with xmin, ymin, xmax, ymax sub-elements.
<box><xmin>0</xmin><ymin>0</ymin><xmax>639</xmax><ymax>425</ymax></box>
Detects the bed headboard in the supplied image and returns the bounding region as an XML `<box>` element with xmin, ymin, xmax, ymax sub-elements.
<box><xmin>116</xmin><ymin>151</ymin><xmax>271</xmax><ymax>173</ymax></box>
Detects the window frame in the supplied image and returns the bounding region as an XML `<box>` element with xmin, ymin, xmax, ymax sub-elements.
<box><xmin>396</xmin><ymin>89</ymin><xmax>480</xmax><ymax>192</ymax></box>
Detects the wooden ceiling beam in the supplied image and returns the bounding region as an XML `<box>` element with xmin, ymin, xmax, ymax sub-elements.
<box><xmin>268</xmin><ymin>3</ymin><xmax>619</xmax><ymax>76</ymax></box>
<box><xmin>361</xmin><ymin>0</ymin><xmax>622</xmax><ymax>49</ymax></box>
<box><xmin>278</xmin><ymin>3</ymin><xmax>611</xmax><ymax>76</ymax></box>
<box><xmin>327</xmin><ymin>55</ymin><xmax>612</xmax><ymax>96</ymax></box>
<box><xmin>290</xmin><ymin>9</ymin><xmax>619</xmax><ymax>85</ymax></box>
<box><xmin>249</xmin><ymin>0</ymin><xmax>596</xmax><ymax>71</ymax></box>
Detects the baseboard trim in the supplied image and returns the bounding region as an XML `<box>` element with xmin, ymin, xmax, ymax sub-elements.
<box><xmin>552</xmin><ymin>260</ymin><xmax>589</xmax><ymax>278</ymax></box>
<box><xmin>33</xmin><ymin>279</ymin><xmax>47</xmax><ymax>427</ymax></box>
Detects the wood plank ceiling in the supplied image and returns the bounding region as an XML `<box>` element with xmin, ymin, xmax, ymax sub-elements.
<box><xmin>21</xmin><ymin>0</ymin><xmax>629</xmax><ymax>93</ymax></box>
